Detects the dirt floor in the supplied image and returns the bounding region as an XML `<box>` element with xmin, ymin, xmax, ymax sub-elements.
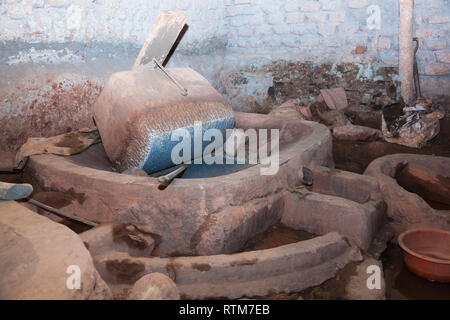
<box><xmin>240</xmin><ymin>223</ymin><xmax>316</xmax><ymax>252</ymax></box>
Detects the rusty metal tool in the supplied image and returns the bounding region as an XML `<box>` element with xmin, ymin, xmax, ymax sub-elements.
<box><xmin>413</xmin><ymin>37</ymin><xmax>422</xmax><ymax>99</ymax></box>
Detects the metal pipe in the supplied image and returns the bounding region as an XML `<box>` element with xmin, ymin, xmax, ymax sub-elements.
<box><xmin>399</xmin><ymin>0</ymin><xmax>415</xmax><ymax>105</ymax></box>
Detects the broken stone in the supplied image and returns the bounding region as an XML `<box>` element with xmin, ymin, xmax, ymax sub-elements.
<box><xmin>333</xmin><ymin>125</ymin><xmax>382</xmax><ymax>142</ymax></box>
<box><xmin>0</xmin><ymin>201</ymin><xmax>112</xmax><ymax>300</ymax></box>
<box><xmin>128</xmin><ymin>273</ymin><xmax>180</xmax><ymax>300</ymax></box>
<box><xmin>268</xmin><ymin>99</ymin><xmax>305</xmax><ymax>120</ymax></box>
<box><xmin>298</xmin><ymin>105</ymin><xmax>313</xmax><ymax>120</ymax></box>
<box><xmin>320</xmin><ymin>88</ymin><xmax>348</xmax><ymax>111</ymax></box>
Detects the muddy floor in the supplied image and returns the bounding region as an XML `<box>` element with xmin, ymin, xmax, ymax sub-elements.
<box><xmin>240</xmin><ymin>223</ymin><xmax>316</xmax><ymax>252</ymax></box>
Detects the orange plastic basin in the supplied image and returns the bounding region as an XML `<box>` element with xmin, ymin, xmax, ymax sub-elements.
<box><xmin>398</xmin><ymin>229</ymin><xmax>450</xmax><ymax>282</ymax></box>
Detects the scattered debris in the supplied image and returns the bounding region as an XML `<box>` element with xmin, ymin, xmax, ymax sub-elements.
<box><xmin>382</xmin><ymin>98</ymin><xmax>444</xmax><ymax>148</ymax></box>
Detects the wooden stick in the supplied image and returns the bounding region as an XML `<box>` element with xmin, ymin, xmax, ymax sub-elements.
<box><xmin>133</xmin><ymin>11</ymin><xmax>188</xmax><ymax>69</ymax></box>
<box><xmin>28</xmin><ymin>199</ymin><xmax>98</xmax><ymax>227</ymax></box>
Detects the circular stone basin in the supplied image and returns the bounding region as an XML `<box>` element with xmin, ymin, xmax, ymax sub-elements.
<box><xmin>365</xmin><ymin>154</ymin><xmax>450</xmax><ymax>231</ymax></box>
<box><xmin>398</xmin><ymin>229</ymin><xmax>450</xmax><ymax>282</ymax></box>
<box><xmin>24</xmin><ymin>112</ymin><xmax>333</xmax><ymax>257</ymax></box>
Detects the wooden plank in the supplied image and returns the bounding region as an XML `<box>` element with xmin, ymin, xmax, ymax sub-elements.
<box><xmin>28</xmin><ymin>199</ymin><xmax>98</xmax><ymax>227</ymax></box>
<box><xmin>133</xmin><ymin>11</ymin><xmax>188</xmax><ymax>69</ymax></box>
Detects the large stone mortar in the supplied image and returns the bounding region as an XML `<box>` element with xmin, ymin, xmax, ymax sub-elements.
<box><xmin>25</xmin><ymin>112</ymin><xmax>333</xmax><ymax>256</ymax></box>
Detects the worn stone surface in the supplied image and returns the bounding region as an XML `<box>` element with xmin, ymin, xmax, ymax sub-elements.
<box><xmin>80</xmin><ymin>222</ymin><xmax>155</xmax><ymax>258</ymax></box>
<box><xmin>128</xmin><ymin>273</ymin><xmax>180</xmax><ymax>300</ymax></box>
<box><xmin>282</xmin><ymin>165</ymin><xmax>386</xmax><ymax>251</ymax></box>
<box><xmin>93</xmin><ymin>67</ymin><xmax>235</xmax><ymax>173</ymax></box>
<box><xmin>93</xmin><ymin>232</ymin><xmax>361</xmax><ymax>299</ymax></box>
<box><xmin>0</xmin><ymin>200</ymin><xmax>112</xmax><ymax>300</ymax></box>
<box><xmin>121</xmin><ymin>167</ymin><xmax>148</xmax><ymax>176</ymax></box>
<box><xmin>333</xmin><ymin>124</ymin><xmax>381</xmax><ymax>141</ymax></box>
<box><xmin>282</xmin><ymin>190</ymin><xmax>385</xmax><ymax>252</ymax></box>
<box><xmin>311</xmin><ymin>166</ymin><xmax>380</xmax><ymax>204</ymax></box>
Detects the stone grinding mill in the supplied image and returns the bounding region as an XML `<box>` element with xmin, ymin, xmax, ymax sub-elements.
<box><xmin>93</xmin><ymin>11</ymin><xmax>235</xmax><ymax>174</ymax></box>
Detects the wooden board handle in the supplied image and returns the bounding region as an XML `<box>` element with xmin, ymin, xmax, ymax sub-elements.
<box><xmin>133</xmin><ymin>11</ymin><xmax>188</xmax><ymax>70</ymax></box>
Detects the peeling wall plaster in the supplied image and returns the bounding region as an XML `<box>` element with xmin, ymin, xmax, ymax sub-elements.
<box><xmin>0</xmin><ymin>0</ymin><xmax>449</xmax><ymax>151</ymax></box>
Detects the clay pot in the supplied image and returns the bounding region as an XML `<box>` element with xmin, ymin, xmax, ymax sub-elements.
<box><xmin>398</xmin><ymin>229</ymin><xmax>450</xmax><ymax>282</ymax></box>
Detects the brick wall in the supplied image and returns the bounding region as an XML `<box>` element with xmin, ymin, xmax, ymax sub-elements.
<box><xmin>223</xmin><ymin>0</ymin><xmax>449</xmax><ymax>98</ymax></box>
<box><xmin>0</xmin><ymin>0</ymin><xmax>449</xmax><ymax>150</ymax></box>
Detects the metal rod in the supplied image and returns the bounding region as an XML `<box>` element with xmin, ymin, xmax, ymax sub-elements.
<box><xmin>157</xmin><ymin>164</ymin><xmax>188</xmax><ymax>189</ymax></box>
<box><xmin>413</xmin><ymin>37</ymin><xmax>422</xmax><ymax>99</ymax></box>
<box><xmin>152</xmin><ymin>58</ymin><xmax>188</xmax><ymax>96</ymax></box>
<box><xmin>28</xmin><ymin>199</ymin><xmax>98</xmax><ymax>227</ymax></box>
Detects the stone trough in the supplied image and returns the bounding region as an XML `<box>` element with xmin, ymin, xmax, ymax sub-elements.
<box><xmin>365</xmin><ymin>154</ymin><xmax>450</xmax><ymax>234</ymax></box>
<box><xmin>81</xmin><ymin>226</ymin><xmax>361</xmax><ymax>299</ymax></box>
